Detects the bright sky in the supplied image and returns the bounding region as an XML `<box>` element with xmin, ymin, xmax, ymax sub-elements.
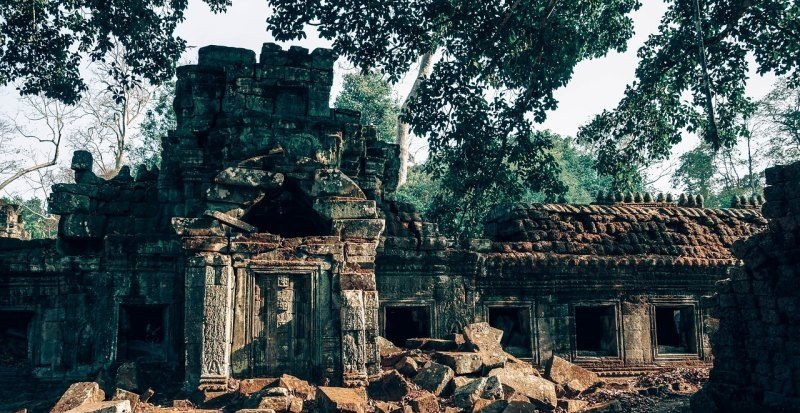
<box><xmin>0</xmin><ymin>0</ymin><xmax>779</xmax><ymax>197</ymax></box>
<box><xmin>173</xmin><ymin>0</ymin><xmax>777</xmax><ymax>192</ymax></box>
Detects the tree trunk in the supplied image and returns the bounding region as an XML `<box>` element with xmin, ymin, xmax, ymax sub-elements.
<box><xmin>397</xmin><ymin>52</ymin><xmax>434</xmax><ymax>186</ymax></box>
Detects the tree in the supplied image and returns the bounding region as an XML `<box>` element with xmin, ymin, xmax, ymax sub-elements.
<box><xmin>754</xmin><ymin>78</ymin><xmax>800</xmax><ymax>166</ymax></box>
<box><xmin>397</xmin><ymin>54</ymin><xmax>433</xmax><ymax>185</ymax></box>
<box><xmin>0</xmin><ymin>95</ymin><xmax>79</xmax><ymax>193</ymax></box>
<box><xmin>267</xmin><ymin>0</ymin><xmax>642</xmax><ymax>199</ymax></box>
<box><xmin>334</xmin><ymin>72</ymin><xmax>399</xmax><ymax>143</ymax></box>
<box><xmin>68</xmin><ymin>42</ymin><xmax>152</xmax><ymax>177</ymax></box>
<box><xmin>128</xmin><ymin>80</ymin><xmax>176</xmax><ymax>170</ymax></box>
<box><xmin>0</xmin><ymin>0</ymin><xmax>230</xmax><ymax>104</ymax></box>
<box><xmin>398</xmin><ymin>133</ymin><xmax>622</xmax><ymax>240</ymax></box>
<box><xmin>578</xmin><ymin>0</ymin><xmax>800</xmax><ymax>183</ymax></box>
<box><xmin>671</xmin><ymin>143</ymin><xmax>718</xmax><ymax>205</ymax></box>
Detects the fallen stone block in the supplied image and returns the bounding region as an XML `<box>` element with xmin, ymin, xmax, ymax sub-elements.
<box><xmin>435</xmin><ymin>352</ymin><xmax>483</xmax><ymax>375</ymax></box>
<box><xmin>375</xmin><ymin>401</ymin><xmax>401</xmax><ymax>413</ymax></box>
<box><xmin>582</xmin><ymin>400</ymin><xmax>622</xmax><ymax>413</ymax></box>
<box><xmin>368</xmin><ymin>370</ymin><xmax>412</xmax><ymax>401</ymax></box>
<box><xmin>172</xmin><ymin>400</ymin><xmax>194</xmax><ymax>409</ymax></box>
<box><xmin>140</xmin><ymin>389</ymin><xmax>155</xmax><ymax>403</ymax></box>
<box><xmin>394</xmin><ymin>356</ymin><xmax>419</xmax><ymax>377</ymax></box>
<box><xmin>488</xmin><ymin>367</ymin><xmax>557</xmax><ymax>409</ymax></box>
<box><xmin>545</xmin><ymin>356</ymin><xmax>601</xmax><ymax>394</ymax></box>
<box><xmin>462</xmin><ymin>323</ymin><xmax>507</xmax><ymax>369</ymax></box>
<box><xmin>288</xmin><ymin>398</ymin><xmax>303</xmax><ymax>413</ymax></box>
<box><xmin>501</xmin><ymin>400</ymin><xmax>537</xmax><ymax>413</ymax></box>
<box><xmin>463</xmin><ymin>323</ymin><xmax>503</xmax><ymax>349</ymax></box>
<box><xmin>454</xmin><ymin>378</ymin><xmax>488</xmax><ymax>409</ymax></box>
<box><xmin>258</xmin><ymin>395</ymin><xmax>290</xmax><ymax>412</ymax></box>
<box><xmin>278</xmin><ymin>374</ymin><xmax>316</xmax><ymax>400</ymax></box>
<box><xmin>558</xmin><ymin>399</ymin><xmax>589</xmax><ymax>413</ymax></box>
<box><xmin>63</xmin><ymin>401</ymin><xmax>131</xmax><ymax>413</ymax></box>
<box><xmin>51</xmin><ymin>382</ymin><xmax>106</xmax><ymax>413</ymax></box>
<box><xmin>406</xmin><ymin>338</ymin><xmax>459</xmax><ymax>351</ymax></box>
<box><xmin>472</xmin><ymin>399</ymin><xmax>507</xmax><ymax>413</ymax></box>
<box><xmin>111</xmin><ymin>389</ymin><xmax>139</xmax><ymax>411</ymax></box>
<box><xmin>454</xmin><ymin>376</ymin><xmax>477</xmax><ymax>388</ymax></box>
<box><xmin>413</xmin><ymin>362</ymin><xmax>454</xmax><ymax>397</ymax></box>
<box><xmin>316</xmin><ymin>387</ymin><xmax>367</xmax><ymax>413</ymax></box>
<box><xmin>409</xmin><ymin>391</ymin><xmax>439</xmax><ymax>413</ymax></box>
<box><xmin>239</xmin><ymin>378</ymin><xmax>280</xmax><ymax>396</ymax></box>
<box><xmin>377</xmin><ymin>336</ymin><xmax>404</xmax><ymax>357</ymax></box>
<box><xmin>454</xmin><ymin>377</ymin><xmax>505</xmax><ymax>409</ymax></box>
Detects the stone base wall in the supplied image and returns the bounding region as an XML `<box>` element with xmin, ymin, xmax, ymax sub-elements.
<box><xmin>0</xmin><ymin>235</ymin><xmax>183</xmax><ymax>381</ymax></box>
<box><xmin>695</xmin><ymin>163</ymin><xmax>800</xmax><ymax>412</ymax></box>
<box><xmin>376</xmin><ymin>239</ymin><xmax>725</xmax><ymax>376</ymax></box>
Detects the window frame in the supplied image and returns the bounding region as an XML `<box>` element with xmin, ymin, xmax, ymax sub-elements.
<box><xmin>482</xmin><ymin>300</ymin><xmax>537</xmax><ymax>362</ymax></box>
<box><xmin>649</xmin><ymin>298</ymin><xmax>702</xmax><ymax>361</ymax></box>
<box><xmin>380</xmin><ymin>300</ymin><xmax>435</xmax><ymax>346</ymax></box>
<box><xmin>570</xmin><ymin>301</ymin><xmax>623</xmax><ymax>361</ymax></box>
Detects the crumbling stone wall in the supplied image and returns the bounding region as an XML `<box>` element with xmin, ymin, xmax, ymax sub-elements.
<box><xmin>0</xmin><ymin>201</ymin><xmax>29</xmax><ymax>240</ymax></box>
<box><xmin>693</xmin><ymin>162</ymin><xmax>800</xmax><ymax>413</ymax></box>
<box><xmin>163</xmin><ymin>44</ymin><xmax>395</xmax><ymax>390</ymax></box>
<box><xmin>376</xmin><ymin>198</ymin><xmax>768</xmax><ymax>375</ymax></box>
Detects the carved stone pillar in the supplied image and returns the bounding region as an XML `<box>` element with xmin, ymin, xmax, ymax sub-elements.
<box><xmin>184</xmin><ymin>253</ymin><xmax>234</xmax><ymax>391</ymax></box>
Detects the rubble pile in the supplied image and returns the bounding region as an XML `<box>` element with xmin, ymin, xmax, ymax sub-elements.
<box><xmin>23</xmin><ymin>323</ymin><xmax>711</xmax><ymax>413</ymax></box>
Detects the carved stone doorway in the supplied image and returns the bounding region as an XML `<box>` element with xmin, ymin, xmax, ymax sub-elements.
<box><xmin>232</xmin><ymin>268</ymin><xmax>315</xmax><ymax>379</ymax></box>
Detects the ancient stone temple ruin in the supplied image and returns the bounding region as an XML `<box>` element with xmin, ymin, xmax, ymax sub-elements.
<box><xmin>692</xmin><ymin>162</ymin><xmax>800</xmax><ymax>413</ymax></box>
<box><xmin>0</xmin><ymin>43</ymin><xmax>769</xmax><ymax>394</ymax></box>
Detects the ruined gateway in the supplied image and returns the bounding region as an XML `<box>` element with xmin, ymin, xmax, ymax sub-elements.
<box><xmin>0</xmin><ymin>44</ymin><xmax>768</xmax><ymax>393</ymax></box>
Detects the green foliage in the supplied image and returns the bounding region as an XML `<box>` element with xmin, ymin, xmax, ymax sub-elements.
<box><xmin>0</xmin><ymin>0</ymin><xmax>231</xmax><ymax>104</ymax></box>
<box><xmin>2</xmin><ymin>196</ymin><xmax>57</xmax><ymax>239</ymax></box>
<box><xmin>671</xmin><ymin>142</ymin><xmax>764</xmax><ymax>208</ymax></box>
<box><xmin>579</xmin><ymin>0</ymin><xmax>800</xmax><ymax>183</ymax></box>
<box><xmin>130</xmin><ymin>81</ymin><xmax>176</xmax><ymax>169</ymax></box>
<box><xmin>671</xmin><ymin>143</ymin><xmax>721</xmax><ymax>206</ymax></box>
<box><xmin>399</xmin><ymin>133</ymin><xmax>621</xmax><ymax>240</ymax></box>
<box><xmin>334</xmin><ymin>72</ymin><xmax>399</xmax><ymax>143</ymax></box>
<box><xmin>267</xmin><ymin>0</ymin><xmax>642</xmax><ymax>199</ymax></box>
<box><xmin>756</xmin><ymin>78</ymin><xmax>800</xmax><ymax>165</ymax></box>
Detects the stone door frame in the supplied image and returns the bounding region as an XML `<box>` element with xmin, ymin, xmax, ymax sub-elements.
<box><xmin>242</xmin><ymin>261</ymin><xmax>323</xmax><ymax>378</ymax></box>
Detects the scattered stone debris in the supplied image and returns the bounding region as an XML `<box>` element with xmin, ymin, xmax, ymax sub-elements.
<box><xmin>30</xmin><ymin>338</ymin><xmax>709</xmax><ymax>413</ymax></box>
<box><xmin>51</xmin><ymin>382</ymin><xmax>106</xmax><ymax>413</ymax></box>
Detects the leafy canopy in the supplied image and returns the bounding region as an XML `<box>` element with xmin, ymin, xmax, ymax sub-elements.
<box><xmin>578</xmin><ymin>0</ymin><xmax>800</xmax><ymax>188</ymax></box>
<box><xmin>267</xmin><ymin>0</ymin><xmax>642</xmax><ymax>200</ymax></box>
<box><xmin>334</xmin><ymin>72</ymin><xmax>400</xmax><ymax>143</ymax></box>
<box><xmin>0</xmin><ymin>0</ymin><xmax>230</xmax><ymax>104</ymax></box>
<box><xmin>398</xmin><ymin>133</ymin><xmax>622</xmax><ymax>240</ymax></box>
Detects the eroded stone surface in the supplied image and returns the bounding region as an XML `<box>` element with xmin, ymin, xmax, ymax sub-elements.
<box><xmin>51</xmin><ymin>382</ymin><xmax>105</xmax><ymax>413</ymax></box>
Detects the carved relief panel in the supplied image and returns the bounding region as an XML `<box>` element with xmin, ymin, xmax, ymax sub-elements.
<box><xmin>232</xmin><ymin>267</ymin><xmax>314</xmax><ymax>379</ymax></box>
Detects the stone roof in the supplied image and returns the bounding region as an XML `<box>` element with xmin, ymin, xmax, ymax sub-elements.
<box><xmin>483</xmin><ymin>202</ymin><xmax>767</xmax><ymax>264</ymax></box>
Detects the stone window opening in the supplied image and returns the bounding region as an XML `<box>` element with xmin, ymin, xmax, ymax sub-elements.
<box><xmin>488</xmin><ymin>307</ymin><xmax>532</xmax><ymax>358</ymax></box>
<box><xmin>118</xmin><ymin>305</ymin><xmax>167</xmax><ymax>362</ymax></box>
<box><xmin>384</xmin><ymin>306</ymin><xmax>430</xmax><ymax>347</ymax></box>
<box><xmin>241</xmin><ymin>188</ymin><xmax>328</xmax><ymax>237</ymax></box>
<box><xmin>574</xmin><ymin>305</ymin><xmax>618</xmax><ymax>357</ymax></box>
<box><xmin>654</xmin><ymin>306</ymin><xmax>697</xmax><ymax>355</ymax></box>
<box><xmin>0</xmin><ymin>311</ymin><xmax>33</xmax><ymax>369</ymax></box>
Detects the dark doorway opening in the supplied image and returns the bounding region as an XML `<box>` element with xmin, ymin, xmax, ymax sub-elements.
<box><xmin>575</xmin><ymin>305</ymin><xmax>618</xmax><ymax>356</ymax></box>
<box><xmin>118</xmin><ymin>305</ymin><xmax>167</xmax><ymax>362</ymax></box>
<box><xmin>241</xmin><ymin>189</ymin><xmax>327</xmax><ymax>237</ymax></box>
<box><xmin>384</xmin><ymin>306</ymin><xmax>430</xmax><ymax>347</ymax></box>
<box><xmin>0</xmin><ymin>311</ymin><xmax>33</xmax><ymax>368</ymax></box>
<box><xmin>488</xmin><ymin>307</ymin><xmax>532</xmax><ymax>357</ymax></box>
<box><xmin>655</xmin><ymin>306</ymin><xmax>696</xmax><ymax>354</ymax></box>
